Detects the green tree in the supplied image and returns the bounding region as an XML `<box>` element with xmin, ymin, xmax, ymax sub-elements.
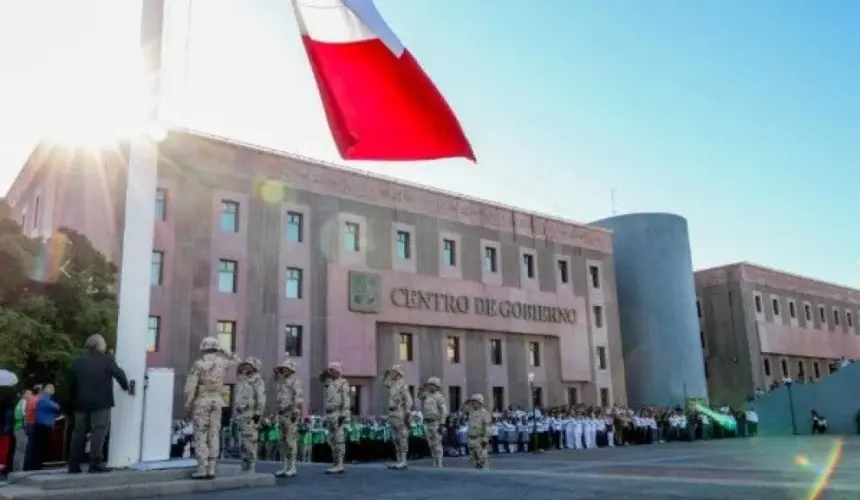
<box><xmin>0</xmin><ymin>199</ymin><xmax>118</xmax><ymax>406</ymax></box>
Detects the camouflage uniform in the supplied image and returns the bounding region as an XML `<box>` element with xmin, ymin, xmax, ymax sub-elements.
<box><xmin>184</xmin><ymin>337</ymin><xmax>240</xmax><ymax>479</ymax></box>
<box><xmin>233</xmin><ymin>356</ymin><xmax>265</xmax><ymax>471</ymax></box>
<box><xmin>322</xmin><ymin>361</ymin><xmax>351</xmax><ymax>474</ymax></box>
<box><xmin>273</xmin><ymin>358</ymin><xmax>303</xmax><ymax>478</ymax></box>
<box><xmin>384</xmin><ymin>365</ymin><xmax>412</xmax><ymax>470</ymax></box>
<box><xmin>466</xmin><ymin>394</ymin><xmax>492</xmax><ymax>469</ymax></box>
<box><xmin>420</xmin><ymin>376</ymin><xmax>448</xmax><ymax>467</ymax></box>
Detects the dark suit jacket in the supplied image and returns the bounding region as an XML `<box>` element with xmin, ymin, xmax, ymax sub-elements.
<box><xmin>69</xmin><ymin>351</ymin><xmax>130</xmax><ymax>412</ymax></box>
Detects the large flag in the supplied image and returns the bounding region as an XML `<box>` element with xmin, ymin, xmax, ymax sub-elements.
<box><xmin>292</xmin><ymin>0</ymin><xmax>475</xmax><ymax>162</ymax></box>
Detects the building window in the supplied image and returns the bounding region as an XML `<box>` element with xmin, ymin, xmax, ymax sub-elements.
<box><xmin>33</xmin><ymin>196</ymin><xmax>40</xmax><ymax>229</ymax></box>
<box><xmin>696</xmin><ymin>300</ymin><xmax>702</xmax><ymax>318</ymax></box>
<box><xmin>596</xmin><ymin>346</ymin><xmax>607</xmax><ymax>370</ymax></box>
<box><xmin>599</xmin><ymin>388</ymin><xmax>609</xmax><ymax>407</ymax></box>
<box><xmin>285</xmin><ymin>267</ymin><xmax>303</xmax><ymax>299</ymax></box>
<box><xmin>443</xmin><ymin>239</ymin><xmax>457</xmax><ymax>266</ymax></box>
<box><xmin>819</xmin><ymin>306</ymin><xmax>826</xmax><ymax>323</ymax></box>
<box><xmin>155</xmin><ymin>188</ymin><xmax>167</xmax><ymax>221</ymax></box>
<box><xmin>848</xmin><ymin>311</ymin><xmax>854</xmax><ymax>328</ymax></box>
<box><xmin>448</xmin><ymin>386</ymin><xmax>462</xmax><ymax>412</ymax></box>
<box><xmin>532</xmin><ymin>387</ymin><xmax>543</xmax><ymax>407</ymax></box>
<box><xmin>395</xmin><ymin>230</ymin><xmax>411</xmax><ymax>260</ymax></box>
<box><xmin>286</xmin><ymin>212</ymin><xmax>304</xmax><ymax>242</ymax></box>
<box><xmin>700</xmin><ymin>330</ymin><xmax>706</xmax><ymax>348</ymax></box>
<box><xmin>804</xmin><ymin>303</ymin><xmax>812</xmax><ymax>321</ymax></box>
<box><xmin>220</xmin><ymin>201</ymin><xmax>239</xmax><ymax>233</ymax></box>
<box><xmin>789</xmin><ymin>301</ymin><xmax>796</xmax><ymax>319</ymax></box>
<box><xmin>704</xmin><ymin>362</ymin><xmax>709</xmax><ymax>379</ymax></box>
<box><xmin>147</xmin><ymin>316</ymin><xmax>160</xmax><ymax>352</ymax></box>
<box><xmin>797</xmin><ymin>361</ymin><xmax>805</xmax><ymax>379</ymax></box>
<box><xmin>151</xmin><ymin>251</ymin><xmax>164</xmax><ymax>286</ymax></box>
<box><xmin>217</xmin><ymin>320</ymin><xmax>236</xmax><ymax>352</ymax></box>
<box><xmin>399</xmin><ymin>333</ymin><xmax>413</xmax><ymax>362</ymax></box>
<box><xmin>780</xmin><ymin>359</ymin><xmax>788</xmax><ymax>378</ymax></box>
<box><xmin>589</xmin><ymin>265</ymin><xmax>601</xmax><ymax>288</ymax></box>
<box><xmin>829</xmin><ymin>363</ymin><xmax>837</xmax><ymax>375</ymax></box>
<box><xmin>284</xmin><ymin>325</ymin><xmax>303</xmax><ymax>356</ymax></box>
<box><xmin>350</xmin><ymin>385</ymin><xmax>362</xmax><ymax>416</ymax></box>
<box><xmin>218</xmin><ymin>260</ymin><xmax>238</xmax><ymax>293</ymax></box>
<box><xmin>813</xmin><ymin>361</ymin><xmax>820</xmax><ymax>378</ymax></box>
<box><xmin>344</xmin><ymin>222</ymin><xmax>360</xmax><ymax>252</ymax></box>
<box><xmin>593</xmin><ymin>305</ymin><xmax>604</xmax><ymax>328</ymax></box>
<box><xmin>446</xmin><ymin>336</ymin><xmax>460</xmax><ymax>363</ymax></box>
<box><xmin>484</xmin><ymin>246</ymin><xmax>498</xmax><ymax>273</ymax></box>
<box><xmin>833</xmin><ymin>309</ymin><xmax>840</xmax><ymax>326</ymax></box>
<box><xmin>489</xmin><ymin>339</ymin><xmax>503</xmax><ymax>365</ymax></box>
<box><xmin>492</xmin><ymin>386</ymin><xmax>504</xmax><ymax>411</ymax></box>
<box><xmin>754</xmin><ymin>295</ymin><xmax>762</xmax><ymax>313</ymax></box>
<box><xmin>567</xmin><ymin>387</ymin><xmax>578</xmax><ymax>405</ymax></box>
<box><xmin>772</xmin><ymin>298</ymin><xmax>780</xmax><ymax>316</ymax></box>
<box><xmin>763</xmin><ymin>359</ymin><xmax>771</xmax><ymax>376</ymax></box>
<box><xmin>522</xmin><ymin>253</ymin><xmax>535</xmax><ymax>279</ymax></box>
<box><xmin>528</xmin><ymin>341</ymin><xmax>540</xmax><ymax>367</ymax></box>
<box><xmin>557</xmin><ymin>260</ymin><xmax>569</xmax><ymax>284</ymax></box>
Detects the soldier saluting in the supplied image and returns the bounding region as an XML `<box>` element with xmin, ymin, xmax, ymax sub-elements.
<box><xmin>320</xmin><ymin>361</ymin><xmax>350</xmax><ymax>474</ymax></box>
<box><xmin>273</xmin><ymin>358</ymin><xmax>303</xmax><ymax>478</ymax></box>
<box><xmin>418</xmin><ymin>377</ymin><xmax>448</xmax><ymax>468</ymax></box>
<box><xmin>233</xmin><ymin>356</ymin><xmax>265</xmax><ymax>472</ymax></box>
<box><xmin>183</xmin><ymin>337</ymin><xmax>240</xmax><ymax>479</ymax></box>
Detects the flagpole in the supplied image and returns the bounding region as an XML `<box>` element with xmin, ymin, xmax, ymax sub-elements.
<box><xmin>108</xmin><ymin>0</ymin><xmax>165</xmax><ymax>468</ymax></box>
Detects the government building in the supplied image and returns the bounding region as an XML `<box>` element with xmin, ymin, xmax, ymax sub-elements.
<box><xmin>4</xmin><ymin>128</ymin><xmax>627</xmax><ymax>416</ymax></box>
<box><xmin>695</xmin><ymin>262</ymin><xmax>860</xmax><ymax>405</ymax></box>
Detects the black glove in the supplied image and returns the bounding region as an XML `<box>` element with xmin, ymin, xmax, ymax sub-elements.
<box><xmin>290</xmin><ymin>414</ymin><xmax>298</xmax><ymax>423</ymax></box>
<box><xmin>252</xmin><ymin>415</ymin><xmax>261</xmax><ymax>424</ymax></box>
<box><xmin>337</xmin><ymin>416</ymin><xmax>346</xmax><ymax>426</ymax></box>
<box><xmin>481</xmin><ymin>440</ymin><xmax>488</xmax><ymax>447</ymax></box>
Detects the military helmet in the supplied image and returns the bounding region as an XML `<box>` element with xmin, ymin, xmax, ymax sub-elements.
<box><xmin>390</xmin><ymin>364</ymin><xmax>405</xmax><ymax>376</ymax></box>
<box><xmin>426</xmin><ymin>376</ymin><xmax>441</xmax><ymax>387</ymax></box>
<box><xmin>470</xmin><ymin>393</ymin><xmax>485</xmax><ymax>405</ymax></box>
<box><xmin>328</xmin><ymin>361</ymin><xmax>343</xmax><ymax>373</ymax></box>
<box><xmin>240</xmin><ymin>356</ymin><xmax>261</xmax><ymax>373</ymax></box>
<box><xmin>277</xmin><ymin>358</ymin><xmax>297</xmax><ymax>372</ymax></box>
<box><xmin>199</xmin><ymin>337</ymin><xmax>221</xmax><ymax>352</ymax></box>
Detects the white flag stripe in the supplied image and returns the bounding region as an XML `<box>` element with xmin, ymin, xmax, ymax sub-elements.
<box><xmin>293</xmin><ymin>0</ymin><xmax>404</xmax><ymax>56</ymax></box>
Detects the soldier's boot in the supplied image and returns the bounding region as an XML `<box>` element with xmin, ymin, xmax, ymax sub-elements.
<box><xmin>274</xmin><ymin>459</ymin><xmax>295</xmax><ymax>478</ymax></box>
<box><xmin>284</xmin><ymin>459</ymin><xmax>297</xmax><ymax>478</ymax></box>
<box><xmin>191</xmin><ymin>459</ymin><xmax>208</xmax><ymax>480</ymax></box>
<box><xmin>240</xmin><ymin>459</ymin><xmax>250</xmax><ymax>472</ymax></box>
<box><xmin>324</xmin><ymin>453</ymin><xmax>345</xmax><ymax>475</ymax></box>
<box><xmin>205</xmin><ymin>459</ymin><xmax>217</xmax><ymax>479</ymax></box>
<box><xmin>433</xmin><ymin>457</ymin><xmax>443</xmax><ymax>468</ymax></box>
<box><xmin>393</xmin><ymin>451</ymin><xmax>408</xmax><ymax>470</ymax></box>
<box><xmin>247</xmin><ymin>460</ymin><xmax>256</xmax><ymax>473</ymax></box>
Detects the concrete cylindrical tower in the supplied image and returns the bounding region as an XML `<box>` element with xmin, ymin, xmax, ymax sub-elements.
<box><xmin>593</xmin><ymin>213</ymin><xmax>707</xmax><ymax>408</ymax></box>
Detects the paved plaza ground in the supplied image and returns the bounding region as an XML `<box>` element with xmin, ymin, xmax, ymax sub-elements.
<box><xmin>177</xmin><ymin>436</ymin><xmax>860</xmax><ymax>499</ymax></box>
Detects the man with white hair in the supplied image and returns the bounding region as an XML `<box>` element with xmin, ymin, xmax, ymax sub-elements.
<box><xmin>67</xmin><ymin>334</ymin><xmax>130</xmax><ymax>474</ymax></box>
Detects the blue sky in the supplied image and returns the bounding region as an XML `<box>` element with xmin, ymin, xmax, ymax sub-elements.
<box><xmin>0</xmin><ymin>0</ymin><xmax>858</xmax><ymax>286</ymax></box>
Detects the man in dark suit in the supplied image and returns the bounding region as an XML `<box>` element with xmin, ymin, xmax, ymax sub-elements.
<box><xmin>67</xmin><ymin>334</ymin><xmax>129</xmax><ymax>474</ymax></box>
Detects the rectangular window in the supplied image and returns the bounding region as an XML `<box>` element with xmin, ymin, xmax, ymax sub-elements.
<box><xmin>696</xmin><ymin>300</ymin><xmax>702</xmax><ymax>318</ymax></box>
<box><xmin>557</xmin><ymin>260</ymin><xmax>569</xmax><ymax>284</ymax></box>
<box><xmin>155</xmin><ymin>188</ymin><xmax>167</xmax><ymax>221</ymax></box>
<box><xmin>754</xmin><ymin>295</ymin><xmax>763</xmax><ymax>313</ymax></box>
<box><xmin>772</xmin><ymin>298</ymin><xmax>780</xmax><ymax>316</ymax></box>
<box><xmin>593</xmin><ymin>305</ymin><xmax>604</xmax><ymax>328</ymax></box>
<box><xmin>804</xmin><ymin>303</ymin><xmax>812</xmax><ymax>321</ymax></box>
<box><xmin>489</xmin><ymin>339</ymin><xmax>503</xmax><ymax>365</ymax></box>
<box><xmin>780</xmin><ymin>359</ymin><xmax>788</xmax><ymax>378</ymax></box>
<box><xmin>492</xmin><ymin>386</ymin><xmax>504</xmax><ymax>412</ymax></box>
<box><xmin>567</xmin><ymin>387</ymin><xmax>578</xmax><ymax>405</ymax></box>
<box><xmin>484</xmin><ymin>246</ymin><xmax>498</xmax><ymax>273</ymax></box>
<box><xmin>344</xmin><ymin>222</ymin><xmax>360</xmax><ymax>251</ymax></box>
<box><xmin>848</xmin><ymin>311</ymin><xmax>854</xmax><ymax>328</ymax></box>
<box><xmin>350</xmin><ymin>385</ymin><xmax>362</xmax><ymax>416</ymax></box>
<box><xmin>220</xmin><ymin>201</ymin><xmax>239</xmax><ymax>233</ymax></box>
<box><xmin>147</xmin><ymin>316</ymin><xmax>160</xmax><ymax>353</ymax></box>
<box><xmin>399</xmin><ymin>333</ymin><xmax>413</xmax><ymax>362</ymax></box>
<box><xmin>284</xmin><ymin>325</ymin><xmax>303</xmax><ymax>357</ymax></box>
<box><xmin>522</xmin><ymin>253</ymin><xmax>535</xmax><ymax>279</ymax></box>
<box><xmin>285</xmin><ymin>267</ymin><xmax>303</xmax><ymax>299</ymax></box>
<box><xmin>395</xmin><ymin>230</ymin><xmax>411</xmax><ymax>260</ymax></box>
<box><xmin>448</xmin><ymin>386</ymin><xmax>462</xmax><ymax>412</ymax></box>
<box><xmin>218</xmin><ymin>260</ymin><xmax>238</xmax><ymax>293</ymax></box>
<box><xmin>446</xmin><ymin>336</ymin><xmax>460</xmax><ymax>363</ymax></box>
<box><xmin>151</xmin><ymin>251</ymin><xmax>164</xmax><ymax>286</ymax></box>
<box><xmin>286</xmin><ymin>212</ymin><xmax>304</xmax><ymax>242</ymax></box>
<box><xmin>596</xmin><ymin>346</ymin><xmax>607</xmax><ymax>370</ymax></box>
<box><xmin>819</xmin><ymin>306</ymin><xmax>826</xmax><ymax>323</ymax></box>
<box><xmin>763</xmin><ymin>358</ymin><xmax>771</xmax><ymax>376</ymax></box>
<box><xmin>789</xmin><ymin>301</ymin><xmax>796</xmax><ymax>319</ymax></box>
<box><xmin>797</xmin><ymin>361</ymin><xmax>805</xmax><ymax>379</ymax></box>
<box><xmin>532</xmin><ymin>387</ymin><xmax>543</xmax><ymax>408</ymax></box>
<box><xmin>589</xmin><ymin>265</ymin><xmax>601</xmax><ymax>288</ymax></box>
<box><xmin>833</xmin><ymin>309</ymin><xmax>840</xmax><ymax>326</ymax></box>
<box><xmin>813</xmin><ymin>361</ymin><xmax>820</xmax><ymax>378</ymax></box>
<box><xmin>528</xmin><ymin>341</ymin><xmax>541</xmax><ymax>367</ymax></box>
<box><xmin>217</xmin><ymin>320</ymin><xmax>236</xmax><ymax>352</ymax></box>
<box><xmin>599</xmin><ymin>388</ymin><xmax>609</xmax><ymax>407</ymax></box>
<box><xmin>700</xmin><ymin>330</ymin><xmax>706</xmax><ymax>348</ymax></box>
<box><xmin>33</xmin><ymin>197</ymin><xmax>40</xmax><ymax>228</ymax></box>
<box><xmin>443</xmin><ymin>239</ymin><xmax>457</xmax><ymax>266</ymax></box>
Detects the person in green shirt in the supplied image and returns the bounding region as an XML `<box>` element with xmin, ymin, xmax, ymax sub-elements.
<box><xmin>12</xmin><ymin>390</ymin><xmax>30</xmax><ymax>472</ymax></box>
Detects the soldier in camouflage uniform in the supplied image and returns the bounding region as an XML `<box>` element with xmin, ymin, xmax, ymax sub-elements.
<box><xmin>273</xmin><ymin>358</ymin><xmax>303</xmax><ymax>478</ymax></box>
<box><xmin>384</xmin><ymin>365</ymin><xmax>412</xmax><ymax>470</ymax></box>
<box><xmin>466</xmin><ymin>394</ymin><xmax>492</xmax><ymax>470</ymax></box>
<box><xmin>418</xmin><ymin>376</ymin><xmax>448</xmax><ymax>468</ymax></box>
<box><xmin>320</xmin><ymin>361</ymin><xmax>351</xmax><ymax>474</ymax></box>
<box><xmin>233</xmin><ymin>356</ymin><xmax>265</xmax><ymax>471</ymax></box>
<box><xmin>184</xmin><ymin>337</ymin><xmax>240</xmax><ymax>479</ymax></box>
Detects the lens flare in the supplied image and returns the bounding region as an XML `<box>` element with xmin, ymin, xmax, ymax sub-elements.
<box><xmin>794</xmin><ymin>439</ymin><xmax>843</xmax><ymax>500</ymax></box>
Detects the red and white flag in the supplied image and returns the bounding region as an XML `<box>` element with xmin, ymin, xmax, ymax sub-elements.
<box><xmin>292</xmin><ymin>0</ymin><xmax>475</xmax><ymax>162</ymax></box>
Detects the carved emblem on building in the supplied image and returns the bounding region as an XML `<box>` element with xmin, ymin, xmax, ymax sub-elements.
<box><xmin>348</xmin><ymin>271</ymin><xmax>381</xmax><ymax>313</ymax></box>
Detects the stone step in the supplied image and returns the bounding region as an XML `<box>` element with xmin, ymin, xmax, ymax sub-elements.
<box><xmin>14</xmin><ymin>466</ymin><xmax>244</xmax><ymax>490</ymax></box>
<box><xmin>0</xmin><ymin>472</ymin><xmax>275</xmax><ymax>500</ymax></box>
